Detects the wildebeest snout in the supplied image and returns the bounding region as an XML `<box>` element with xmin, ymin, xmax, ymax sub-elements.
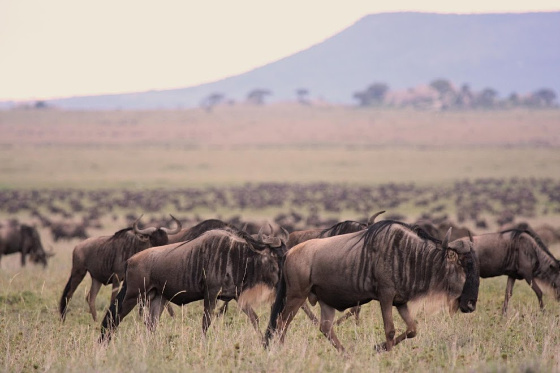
<box><xmin>460</xmin><ymin>300</ymin><xmax>476</xmax><ymax>313</ymax></box>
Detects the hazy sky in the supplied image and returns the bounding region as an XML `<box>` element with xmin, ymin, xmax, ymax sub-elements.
<box><xmin>1</xmin><ymin>0</ymin><xmax>559</xmax><ymax>101</ymax></box>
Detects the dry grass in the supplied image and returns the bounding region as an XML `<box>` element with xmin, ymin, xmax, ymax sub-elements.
<box><xmin>1</xmin><ymin>106</ymin><xmax>560</xmax><ymax>371</ymax></box>
<box><xmin>1</xmin><ymin>105</ymin><xmax>560</xmax><ymax>189</ymax></box>
<box><xmin>1</xmin><ymin>231</ymin><xmax>559</xmax><ymax>372</ymax></box>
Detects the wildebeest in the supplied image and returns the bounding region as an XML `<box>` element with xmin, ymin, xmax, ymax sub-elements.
<box><xmin>99</xmin><ymin>226</ymin><xmax>287</xmax><ymax>342</ymax></box>
<box><xmin>287</xmin><ymin>210</ymin><xmax>385</xmax><ymax>325</ymax></box>
<box><xmin>453</xmin><ymin>224</ymin><xmax>560</xmax><ymax>314</ymax></box>
<box><xmin>59</xmin><ymin>215</ymin><xmax>181</xmax><ymax>321</ymax></box>
<box><xmin>167</xmin><ymin>218</ymin><xmax>236</xmax><ymax>244</ymax></box>
<box><xmin>50</xmin><ymin>221</ymin><xmax>89</xmax><ymax>242</ymax></box>
<box><xmin>0</xmin><ymin>220</ymin><xmax>53</xmax><ymax>267</ymax></box>
<box><xmin>286</xmin><ymin>211</ymin><xmax>385</xmax><ymax>249</ymax></box>
<box><xmin>265</xmin><ymin>220</ymin><xmax>479</xmax><ymax>352</ymax></box>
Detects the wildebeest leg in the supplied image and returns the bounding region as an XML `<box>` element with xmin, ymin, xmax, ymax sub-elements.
<box><xmin>59</xmin><ymin>267</ymin><xmax>87</xmax><ymax>321</ymax></box>
<box><xmin>276</xmin><ymin>295</ymin><xmax>307</xmax><ymax>344</ymax></box>
<box><xmin>239</xmin><ymin>303</ymin><xmax>262</xmax><ymax>337</ymax></box>
<box><xmin>20</xmin><ymin>250</ymin><xmax>28</xmax><ymax>266</ymax></box>
<box><xmin>146</xmin><ymin>292</ymin><xmax>165</xmax><ymax>332</ymax></box>
<box><xmin>86</xmin><ymin>278</ymin><xmax>103</xmax><ymax>321</ymax></box>
<box><xmin>109</xmin><ymin>276</ymin><xmax>120</xmax><ymax>303</ymax></box>
<box><xmin>335</xmin><ymin>305</ymin><xmax>361</xmax><ymax>326</ymax></box>
<box><xmin>202</xmin><ymin>291</ymin><xmax>218</xmax><ymax>336</ymax></box>
<box><xmin>301</xmin><ymin>302</ymin><xmax>319</xmax><ymax>325</ymax></box>
<box><xmin>393</xmin><ymin>304</ymin><xmax>417</xmax><ymax>347</ymax></box>
<box><xmin>215</xmin><ymin>301</ymin><xmax>229</xmax><ymax>318</ymax></box>
<box><xmin>378</xmin><ymin>295</ymin><xmax>396</xmax><ymax>352</ymax></box>
<box><xmin>527</xmin><ymin>279</ymin><xmax>545</xmax><ymax>310</ymax></box>
<box><xmin>502</xmin><ymin>276</ymin><xmax>516</xmax><ymax>315</ymax></box>
<box><xmin>318</xmin><ymin>300</ymin><xmax>345</xmax><ymax>352</ymax></box>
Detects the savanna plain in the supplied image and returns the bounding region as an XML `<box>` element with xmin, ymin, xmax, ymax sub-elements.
<box><xmin>1</xmin><ymin>105</ymin><xmax>560</xmax><ymax>372</ymax></box>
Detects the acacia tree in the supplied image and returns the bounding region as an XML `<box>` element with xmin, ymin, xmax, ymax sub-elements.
<box><xmin>296</xmin><ymin>88</ymin><xmax>310</xmax><ymax>105</ymax></box>
<box><xmin>200</xmin><ymin>93</ymin><xmax>225</xmax><ymax>112</ymax></box>
<box><xmin>353</xmin><ymin>83</ymin><xmax>389</xmax><ymax>107</ymax></box>
<box><xmin>247</xmin><ymin>89</ymin><xmax>272</xmax><ymax>105</ymax></box>
<box><xmin>528</xmin><ymin>88</ymin><xmax>557</xmax><ymax>107</ymax></box>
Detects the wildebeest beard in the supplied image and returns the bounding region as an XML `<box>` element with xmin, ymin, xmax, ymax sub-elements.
<box><xmin>457</xmin><ymin>249</ymin><xmax>479</xmax><ymax>313</ymax></box>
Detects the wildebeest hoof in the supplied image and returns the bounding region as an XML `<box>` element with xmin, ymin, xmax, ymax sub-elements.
<box><xmin>374</xmin><ymin>342</ymin><xmax>388</xmax><ymax>353</ymax></box>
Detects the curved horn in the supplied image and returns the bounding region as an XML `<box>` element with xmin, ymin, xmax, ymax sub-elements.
<box><xmin>161</xmin><ymin>214</ymin><xmax>182</xmax><ymax>235</ymax></box>
<box><xmin>257</xmin><ymin>225</ymin><xmax>265</xmax><ymax>242</ymax></box>
<box><xmin>442</xmin><ymin>227</ymin><xmax>452</xmax><ymax>251</ymax></box>
<box><xmin>280</xmin><ymin>227</ymin><xmax>289</xmax><ymax>241</ymax></box>
<box><xmin>367</xmin><ymin>210</ymin><xmax>386</xmax><ymax>225</ymax></box>
<box><xmin>267</xmin><ymin>222</ymin><xmax>274</xmax><ymax>235</ymax></box>
<box><xmin>468</xmin><ymin>230</ymin><xmax>474</xmax><ymax>243</ymax></box>
<box><xmin>133</xmin><ymin>215</ymin><xmax>156</xmax><ymax>235</ymax></box>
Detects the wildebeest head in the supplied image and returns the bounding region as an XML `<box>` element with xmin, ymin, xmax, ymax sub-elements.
<box><xmin>444</xmin><ymin>229</ymin><xmax>480</xmax><ymax>313</ymax></box>
<box><xmin>133</xmin><ymin>214</ymin><xmax>182</xmax><ymax>246</ymax></box>
<box><xmin>256</xmin><ymin>224</ymin><xmax>289</xmax><ymax>255</ymax></box>
<box><xmin>21</xmin><ymin>225</ymin><xmax>53</xmax><ymax>267</ymax></box>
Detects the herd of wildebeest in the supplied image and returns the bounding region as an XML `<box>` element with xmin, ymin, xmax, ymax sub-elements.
<box><xmin>1</xmin><ymin>178</ymin><xmax>560</xmax><ymax>352</ymax></box>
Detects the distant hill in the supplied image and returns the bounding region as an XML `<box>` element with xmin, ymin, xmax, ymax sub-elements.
<box><xmin>33</xmin><ymin>12</ymin><xmax>560</xmax><ymax>109</ymax></box>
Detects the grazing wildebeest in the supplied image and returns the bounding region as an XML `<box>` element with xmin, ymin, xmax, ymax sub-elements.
<box><xmin>286</xmin><ymin>211</ymin><xmax>386</xmax><ymax>325</ymax></box>
<box><xmin>0</xmin><ymin>220</ymin><xmax>53</xmax><ymax>267</ymax></box>
<box><xmin>453</xmin><ymin>224</ymin><xmax>560</xmax><ymax>314</ymax></box>
<box><xmin>265</xmin><ymin>220</ymin><xmax>479</xmax><ymax>352</ymax></box>
<box><xmin>59</xmin><ymin>215</ymin><xmax>181</xmax><ymax>321</ymax></box>
<box><xmin>99</xmin><ymin>226</ymin><xmax>287</xmax><ymax>343</ymax></box>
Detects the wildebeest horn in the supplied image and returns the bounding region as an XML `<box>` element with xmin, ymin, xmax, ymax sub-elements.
<box><xmin>257</xmin><ymin>225</ymin><xmax>265</xmax><ymax>242</ymax></box>
<box><xmin>442</xmin><ymin>227</ymin><xmax>452</xmax><ymax>251</ymax></box>
<box><xmin>367</xmin><ymin>210</ymin><xmax>386</xmax><ymax>225</ymax></box>
<box><xmin>280</xmin><ymin>227</ymin><xmax>289</xmax><ymax>241</ymax></box>
<box><xmin>133</xmin><ymin>215</ymin><xmax>157</xmax><ymax>235</ymax></box>
<box><xmin>161</xmin><ymin>214</ymin><xmax>182</xmax><ymax>234</ymax></box>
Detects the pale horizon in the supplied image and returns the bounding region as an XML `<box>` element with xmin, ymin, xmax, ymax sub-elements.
<box><xmin>1</xmin><ymin>1</ymin><xmax>559</xmax><ymax>102</ymax></box>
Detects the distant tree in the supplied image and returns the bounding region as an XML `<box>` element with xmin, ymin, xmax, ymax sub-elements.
<box><xmin>429</xmin><ymin>79</ymin><xmax>454</xmax><ymax>96</ymax></box>
<box><xmin>429</xmin><ymin>78</ymin><xmax>456</xmax><ymax>109</ymax></box>
<box><xmin>200</xmin><ymin>92</ymin><xmax>225</xmax><ymax>112</ymax></box>
<box><xmin>296</xmin><ymin>88</ymin><xmax>310</xmax><ymax>105</ymax></box>
<box><xmin>247</xmin><ymin>89</ymin><xmax>272</xmax><ymax>105</ymax></box>
<box><xmin>475</xmin><ymin>88</ymin><xmax>499</xmax><ymax>108</ymax></box>
<box><xmin>353</xmin><ymin>83</ymin><xmax>389</xmax><ymax>107</ymax></box>
<box><xmin>506</xmin><ymin>92</ymin><xmax>520</xmax><ymax>107</ymax></box>
<box><xmin>528</xmin><ymin>88</ymin><xmax>557</xmax><ymax>107</ymax></box>
<box><xmin>34</xmin><ymin>100</ymin><xmax>49</xmax><ymax>109</ymax></box>
<box><xmin>454</xmin><ymin>84</ymin><xmax>474</xmax><ymax>108</ymax></box>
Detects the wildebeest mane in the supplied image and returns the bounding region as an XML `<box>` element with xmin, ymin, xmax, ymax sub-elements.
<box><xmin>360</xmin><ymin>220</ymin><xmax>442</xmax><ymax>251</ymax></box>
<box><xmin>108</xmin><ymin>227</ymin><xmax>134</xmax><ymax>241</ymax></box>
<box><xmin>178</xmin><ymin>219</ymin><xmax>236</xmax><ymax>242</ymax></box>
<box><xmin>501</xmin><ymin>227</ymin><xmax>558</xmax><ymax>264</ymax></box>
<box><xmin>319</xmin><ymin>220</ymin><xmax>366</xmax><ymax>238</ymax></box>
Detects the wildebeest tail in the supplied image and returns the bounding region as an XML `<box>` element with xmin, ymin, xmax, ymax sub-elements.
<box><xmin>264</xmin><ymin>267</ymin><xmax>287</xmax><ymax>347</ymax></box>
<box><xmin>59</xmin><ymin>277</ymin><xmax>73</xmax><ymax>321</ymax></box>
<box><xmin>99</xmin><ymin>277</ymin><xmax>128</xmax><ymax>343</ymax></box>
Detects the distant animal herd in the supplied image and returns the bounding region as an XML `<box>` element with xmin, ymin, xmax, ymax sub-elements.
<box><xmin>2</xmin><ymin>194</ymin><xmax>559</xmax><ymax>351</ymax></box>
